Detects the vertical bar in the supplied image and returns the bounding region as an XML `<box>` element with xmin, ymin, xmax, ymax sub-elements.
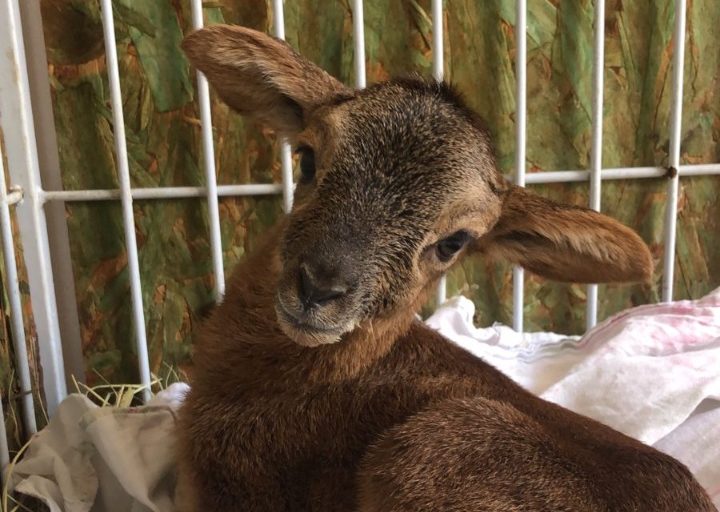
<box><xmin>662</xmin><ymin>0</ymin><xmax>687</xmax><ymax>303</ymax></box>
<box><xmin>190</xmin><ymin>0</ymin><xmax>225</xmax><ymax>299</ymax></box>
<box><xmin>279</xmin><ymin>144</ymin><xmax>294</xmax><ymax>214</ymax></box>
<box><xmin>0</xmin><ymin>0</ymin><xmax>67</xmax><ymax>414</ymax></box>
<box><xmin>431</xmin><ymin>0</ymin><xmax>444</xmax><ymax>80</ymax></box>
<box><xmin>586</xmin><ymin>0</ymin><xmax>606</xmax><ymax>330</ymax></box>
<box><xmin>272</xmin><ymin>0</ymin><xmax>295</xmax><ymax>213</ymax></box>
<box><xmin>99</xmin><ymin>0</ymin><xmax>152</xmax><ymax>402</ymax></box>
<box><xmin>19</xmin><ymin>0</ymin><xmax>86</xmax><ymax>384</ymax></box>
<box><xmin>352</xmin><ymin>0</ymin><xmax>367</xmax><ymax>89</ymax></box>
<box><xmin>0</xmin><ymin>398</ymin><xmax>9</xmax><ymax>482</ymax></box>
<box><xmin>0</xmin><ymin>146</ymin><xmax>36</xmax><ymax>434</ymax></box>
<box><xmin>432</xmin><ymin>0</ymin><xmax>448</xmax><ymax>306</ymax></box>
<box><xmin>512</xmin><ymin>0</ymin><xmax>527</xmax><ymax>332</ymax></box>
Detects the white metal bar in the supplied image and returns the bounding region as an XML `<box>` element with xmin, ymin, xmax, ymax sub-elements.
<box><xmin>518</xmin><ymin>164</ymin><xmax>720</xmax><ymax>184</ymax></box>
<box><xmin>520</xmin><ymin>166</ymin><xmax>664</xmax><ymax>184</ymax></box>
<box><xmin>272</xmin><ymin>0</ymin><xmax>286</xmax><ymax>40</ymax></box>
<box><xmin>272</xmin><ymin>0</ymin><xmax>295</xmax><ymax>214</ymax></box>
<box><xmin>218</xmin><ymin>183</ymin><xmax>285</xmax><ymax>197</ymax></box>
<box><xmin>0</xmin><ymin>144</ymin><xmax>36</xmax><ymax>434</ymax></box>
<box><xmin>20</xmin><ymin>0</ymin><xmax>86</xmax><ymax>386</ymax></box>
<box><xmin>431</xmin><ymin>0</ymin><xmax>444</xmax><ymax>80</ymax></box>
<box><xmin>0</xmin><ymin>0</ymin><xmax>67</xmax><ymax>415</ymax></box>
<box><xmin>586</xmin><ymin>0</ymin><xmax>605</xmax><ymax>330</ymax></box>
<box><xmin>352</xmin><ymin>0</ymin><xmax>367</xmax><ymax>89</ymax></box>
<box><xmin>99</xmin><ymin>0</ymin><xmax>152</xmax><ymax>402</ymax></box>
<box><xmin>432</xmin><ymin>0</ymin><xmax>447</xmax><ymax>306</ymax></box>
<box><xmin>0</xmin><ymin>397</ymin><xmax>9</xmax><ymax>481</ymax></box>
<box><xmin>679</xmin><ymin>163</ymin><xmax>720</xmax><ymax>176</ymax></box>
<box><xmin>190</xmin><ymin>0</ymin><xmax>225</xmax><ymax>300</ymax></box>
<box><xmin>42</xmin><ymin>184</ymin><xmax>283</xmax><ymax>203</ymax></box>
<box><xmin>663</xmin><ymin>0</ymin><xmax>687</xmax><ymax>302</ymax></box>
<box><xmin>512</xmin><ymin>0</ymin><xmax>527</xmax><ymax>332</ymax></box>
<box><xmin>35</xmin><ymin>164</ymin><xmax>720</xmax><ymax>204</ymax></box>
<box><xmin>279</xmin><ymin>143</ymin><xmax>294</xmax><ymax>213</ymax></box>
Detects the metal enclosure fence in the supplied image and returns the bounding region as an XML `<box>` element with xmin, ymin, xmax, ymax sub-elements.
<box><xmin>1</xmin><ymin>0</ymin><xmax>719</xmax><ymax>478</ymax></box>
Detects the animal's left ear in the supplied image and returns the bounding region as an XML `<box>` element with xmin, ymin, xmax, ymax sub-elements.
<box><xmin>182</xmin><ymin>25</ymin><xmax>349</xmax><ymax>138</ymax></box>
<box><xmin>474</xmin><ymin>186</ymin><xmax>653</xmax><ymax>283</ymax></box>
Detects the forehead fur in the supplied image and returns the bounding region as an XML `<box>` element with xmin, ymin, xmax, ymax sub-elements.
<box><xmin>305</xmin><ymin>77</ymin><xmax>505</xmax><ymax>228</ymax></box>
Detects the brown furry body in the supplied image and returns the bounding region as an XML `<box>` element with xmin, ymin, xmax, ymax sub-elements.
<box><xmin>177</xmin><ymin>24</ymin><xmax>714</xmax><ymax>511</ymax></box>
<box><xmin>177</xmin><ymin>228</ymin><xmax>714</xmax><ymax>511</ymax></box>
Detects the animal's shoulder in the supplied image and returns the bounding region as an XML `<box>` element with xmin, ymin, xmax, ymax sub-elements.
<box><xmin>360</xmin><ymin>320</ymin><xmax>522</xmax><ymax>400</ymax></box>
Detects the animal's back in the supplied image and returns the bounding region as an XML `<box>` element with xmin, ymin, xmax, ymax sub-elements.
<box><xmin>359</xmin><ymin>325</ymin><xmax>715</xmax><ymax>511</ymax></box>
<box><xmin>358</xmin><ymin>395</ymin><xmax>713</xmax><ymax>511</ymax></box>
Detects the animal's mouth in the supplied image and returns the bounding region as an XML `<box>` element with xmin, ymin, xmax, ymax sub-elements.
<box><xmin>274</xmin><ymin>298</ymin><xmax>349</xmax><ymax>347</ymax></box>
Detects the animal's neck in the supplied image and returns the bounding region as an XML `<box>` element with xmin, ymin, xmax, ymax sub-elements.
<box><xmin>195</xmin><ymin>221</ymin><xmax>418</xmax><ymax>387</ymax></box>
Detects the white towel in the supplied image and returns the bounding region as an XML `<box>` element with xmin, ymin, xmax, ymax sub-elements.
<box><xmin>426</xmin><ymin>290</ymin><xmax>720</xmax><ymax>445</ymax></box>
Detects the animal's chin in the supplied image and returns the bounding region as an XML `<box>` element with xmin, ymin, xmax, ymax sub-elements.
<box><xmin>274</xmin><ymin>302</ymin><xmax>352</xmax><ymax>347</ymax></box>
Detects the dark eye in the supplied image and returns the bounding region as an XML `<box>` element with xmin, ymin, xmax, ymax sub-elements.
<box><xmin>296</xmin><ymin>146</ymin><xmax>316</xmax><ymax>184</ymax></box>
<box><xmin>436</xmin><ymin>230</ymin><xmax>471</xmax><ymax>262</ymax></box>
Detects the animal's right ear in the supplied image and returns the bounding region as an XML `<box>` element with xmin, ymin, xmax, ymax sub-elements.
<box><xmin>182</xmin><ymin>25</ymin><xmax>350</xmax><ymax>138</ymax></box>
<box><xmin>474</xmin><ymin>186</ymin><xmax>653</xmax><ymax>284</ymax></box>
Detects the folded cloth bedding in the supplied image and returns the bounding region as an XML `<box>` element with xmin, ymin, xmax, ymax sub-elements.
<box><xmin>6</xmin><ymin>287</ymin><xmax>720</xmax><ymax>511</ymax></box>
<box><xmin>5</xmin><ymin>386</ymin><xmax>189</xmax><ymax>512</ymax></box>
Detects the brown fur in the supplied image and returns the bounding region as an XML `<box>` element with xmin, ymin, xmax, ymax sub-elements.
<box><xmin>176</xmin><ymin>25</ymin><xmax>713</xmax><ymax>511</ymax></box>
<box><xmin>477</xmin><ymin>186</ymin><xmax>654</xmax><ymax>283</ymax></box>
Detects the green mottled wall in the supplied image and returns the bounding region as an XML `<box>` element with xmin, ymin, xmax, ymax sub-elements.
<box><xmin>2</xmin><ymin>0</ymin><xmax>719</xmax><ymax>446</ymax></box>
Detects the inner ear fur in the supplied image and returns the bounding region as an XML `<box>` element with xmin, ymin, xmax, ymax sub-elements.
<box><xmin>475</xmin><ymin>186</ymin><xmax>654</xmax><ymax>283</ymax></box>
<box><xmin>182</xmin><ymin>25</ymin><xmax>350</xmax><ymax>137</ymax></box>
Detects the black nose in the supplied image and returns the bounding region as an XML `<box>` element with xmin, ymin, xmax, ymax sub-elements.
<box><xmin>298</xmin><ymin>262</ymin><xmax>349</xmax><ymax>308</ymax></box>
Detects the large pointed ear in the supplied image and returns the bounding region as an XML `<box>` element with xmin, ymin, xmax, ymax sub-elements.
<box><xmin>182</xmin><ymin>25</ymin><xmax>350</xmax><ymax>137</ymax></box>
<box><xmin>475</xmin><ymin>186</ymin><xmax>653</xmax><ymax>283</ymax></box>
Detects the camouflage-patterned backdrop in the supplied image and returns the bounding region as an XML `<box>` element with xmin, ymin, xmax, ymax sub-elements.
<box><xmin>2</xmin><ymin>0</ymin><xmax>719</xmax><ymax>448</ymax></box>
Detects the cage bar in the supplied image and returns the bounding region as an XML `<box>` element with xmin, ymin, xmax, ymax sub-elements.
<box><xmin>662</xmin><ymin>0</ymin><xmax>688</xmax><ymax>303</ymax></box>
<box><xmin>99</xmin><ymin>0</ymin><xmax>152</xmax><ymax>402</ymax></box>
<box><xmin>272</xmin><ymin>0</ymin><xmax>295</xmax><ymax>214</ymax></box>
<box><xmin>353</xmin><ymin>0</ymin><xmax>367</xmax><ymax>89</ymax></box>
<box><xmin>524</xmin><ymin>164</ymin><xmax>720</xmax><ymax>184</ymax></box>
<box><xmin>679</xmin><ymin>163</ymin><xmax>720</xmax><ymax>176</ymax></box>
<box><xmin>42</xmin><ymin>184</ymin><xmax>283</xmax><ymax>203</ymax></box>
<box><xmin>19</xmin><ymin>0</ymin><xmax>86</xmax><ymax>385</ymax></box>
<box><xmin>432</xmin><ymin>0</ymin><xmax>448</xmax><ymax>306</ymax></box>
<box><xmin>0</xmin><ymin>144</ymin><xmax>37</xmax><ymax>434</ymax></box>
<box><xmin>432</xmin><ymin>0</ymin><xmax>444</xmax><ymax>81</ymax></box>
<box><xmin>35</xmin><ymin>164</ymin><xmax>720</xmax><ymax>204</ymax></box>
<box><xmin>586</xmin><ymin>0</ymin><xmax>606</xmax><ymax>330</ymax></box>
<box><xmin>279</xmin><ymin>144</ymin><xmax>294</xmax><ymax>213</ymax></box>
<box><xmin>512</xmin><ymin>0</ymin><xmax>528</xmax><ymax>332</ymax></box>
<box><xmin>0</xmin><ymin>397</ymin><xmax>9</xmax><ymax>483</ymax></box>
<box><xmin>190</xmin><ymin>0</ymin><xmax>225</xmax><ymax>300</ymax></box>
<box><xmin>0</xmin><ymin>0</ymin><xmax>67</xmax><ymax>414</ymax></box>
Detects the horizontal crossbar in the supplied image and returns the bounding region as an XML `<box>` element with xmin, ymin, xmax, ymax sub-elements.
<box><xmin>13</xmin><ymin>164</ymin><xmax>716</xmax><ymax>204</ymax></box>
